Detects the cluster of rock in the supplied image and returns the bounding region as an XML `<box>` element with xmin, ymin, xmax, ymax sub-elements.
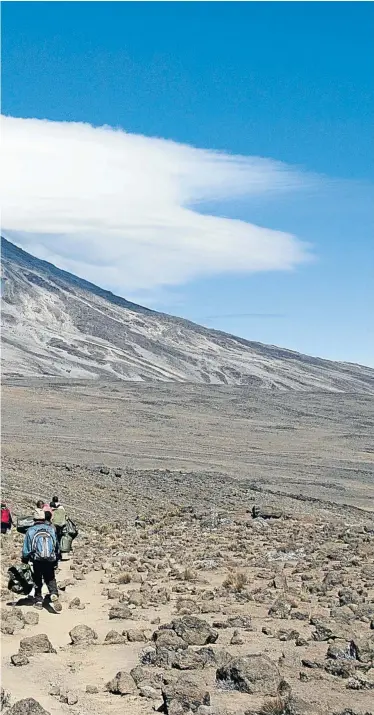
<box><xmin>1</xmin><ymin>461</ymin><xmax>374</xmax><ymax>714</ymax></box>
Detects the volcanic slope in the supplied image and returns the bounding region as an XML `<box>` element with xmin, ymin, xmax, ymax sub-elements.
<box><xmin>1</xmin><ymin>236</ymin><xmax>373</xmax><ymax>391</ymax></box>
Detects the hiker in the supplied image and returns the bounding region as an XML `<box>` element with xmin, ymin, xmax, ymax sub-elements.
<box><xmin>36</xmin><ymin>499</ymin><xmax>52</xmax><ymax>516</ymax></box>
<box><xmin>21</xmin><ymin>509</ymin><xmax>62</xmax><ymax>612</ymax></box>
<box><xmin>1</xmin><ymin>502</ymin><xmax>12</xmax><ymax>534</ymax></box>
<box><xmin>50</xmin><ymin>496</ymin><xmax>67</xmax><ymax>546</ymax></box>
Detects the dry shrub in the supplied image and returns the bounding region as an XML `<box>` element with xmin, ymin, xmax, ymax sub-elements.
<box><xmin>260</xmin><ymin>697</ymin><xmax>296</xmax><ymax>715</ymax></box>
<box><xmin>222</xmin><ymin>570</ymin><xmax>248</xmax><ymax>592</ymax></box>
<box><xmin>117</xmin><ymin>571</ymin><xmax>132</xmax><ymax>584</ymax></box>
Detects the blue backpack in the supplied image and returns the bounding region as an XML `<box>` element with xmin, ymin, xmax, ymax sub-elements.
<box><xmin>31</xmin><ymin>527</ymin><xmax>56</xmax><ymax>562</ymax></box>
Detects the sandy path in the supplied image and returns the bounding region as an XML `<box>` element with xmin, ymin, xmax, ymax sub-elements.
<box><xmin>1</xmin><ymin>557</ymin><xmax>152</xmax><ymax>714</ymax></box>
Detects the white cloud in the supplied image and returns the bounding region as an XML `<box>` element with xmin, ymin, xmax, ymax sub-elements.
<box><xmin>1</xmin><ymin>115</ymin><xmax>313</xmax><ymax>294</ymax></box>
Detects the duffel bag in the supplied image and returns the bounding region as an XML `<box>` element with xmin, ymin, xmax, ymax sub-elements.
<box><xmin>65</xmin><ymin>518</ymin><xmax>78</xmax><ymax>540</ymax></box>
<box><xmin>8</xmin><ymin>564</ymin><xmax>35</xmax><ymax>595</ymax></box>
<box><xmin>16</xmin><ymin>515</ymin><xmax>34</xmax><ymax>534</ymax></box>
<box><xmin>60</xmin><ymin>533</ymin><xmax>73</xmax><ymax>553</ymax></box>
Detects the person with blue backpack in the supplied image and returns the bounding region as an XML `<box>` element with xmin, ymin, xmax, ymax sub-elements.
<box><xmin>22</xmin><ymin>509</ymin><xmax>62</xmax><ymax>612</ymax></box>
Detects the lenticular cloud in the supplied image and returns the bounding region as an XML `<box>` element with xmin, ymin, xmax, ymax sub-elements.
<box><xmin>1</xmin><ymin>115</ymin><xmax>312</xmax><ymax>292</ymax></box>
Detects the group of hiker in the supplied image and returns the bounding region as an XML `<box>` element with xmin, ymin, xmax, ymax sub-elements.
<box><xmin>3</xmin><ymin>496</ymin><xmax>78</xmax><ymax>614</ymax></box>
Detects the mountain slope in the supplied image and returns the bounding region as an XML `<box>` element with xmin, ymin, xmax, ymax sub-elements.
<box><xmin>1</xmin><ymin>236</ymin><xmax>374</xmax><ymax>391</ymax></box>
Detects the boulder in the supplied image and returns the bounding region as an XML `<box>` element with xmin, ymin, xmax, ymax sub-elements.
<box><xmin>153</xmin><ymin>628</ymin><xmax>188</xmax><ymax>650</ymax></box>
<box><xmin>162</xmin><ymin>673</ymin><xmax>210</xmax><ymax>713</ymax></box>
<box><xmin>226</xmin><ymin>615</ymin><xmax>252</xmax><ymax>630</ymax></box>
<box><xmin>126</xmin><ymin>628</ymin><xmax>148</xmax><ymax>642</ymax></box>
<box><xmin>216</xmin><ymin>653</ymin><xmax>281</xmax><ymax>695</ymax></box>
<box><xmin>11</xmin><ymin>652</ymin><xmax>30</xmax><ymax>666</ymax></box>
<box><xmin>104</xmin><ymin>630</ymin><xmax>127</xmax><ymax>644</ymax></box>
<box><xmin>252</xmin><ymin>504</ymin><xmax>283</xmax><ymax>519</ymax></box>
<box><xmin>6</xmin><ymin>699</ymin><xmax>51</xmax><ymax>715</ymax></box>
<box><xmin>86</xmin><ymin>685</ymin><xmax>99</xmax><ymax>694</ymax></box>
<box><xmin>105</xmin><ymin>671</ymin><xmax>137</xmax><ymax>695</ymax></box>
<box><xmin>69</xmin><ymin>624</ymin><xmax>98</xmax><ymax>645</ymax></box>
<box><xmin>172</xmin><ymin>616</ymin><xmax>218</xmax><ymax>646</ymax></box>
<box><xmin>19</xmin><ymin>634</ymin><xmax>56</xmax><ymax>656</ymax></box>
<box><xmin>350</xmin><ymin>636</ymin><xmax>374</xmax><ymax>664</ymax></box>
<box><xmin>310</xmin><ymin>617</ymin><xmax>351</xmax><ymax>642</ymax></box>
<box><xmin>109</xmin><ymin>605</ymin><xmax>133</xmax><ymax>620</ymax></box>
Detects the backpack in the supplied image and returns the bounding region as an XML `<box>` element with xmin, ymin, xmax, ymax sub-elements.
<box><xmin>31</xmin><ymin>527</ymin><xmax>57</xmax><ymax>562</ymax></box>
<box><xmin>17</xmin><ymin>515</ymin><xmax>34</xmax><ymax>534</ymax></box>
<box><xmin>60</xmin><ymin>533</ymin><xmax>73</xmax><ymax>553</ymax></box>
<box><xmin>1</xmin><ymin>508</ymin><xmax>11</xmax><ymax>525</ymax></box>
<box><xmin>8</xmin><ymin>564</ymin><xmax>35</xmax><ymax>595</ymax></box>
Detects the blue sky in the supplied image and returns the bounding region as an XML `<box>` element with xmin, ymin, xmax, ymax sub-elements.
<box><xmin>2</xmin><ymin>1</ymin><xmax>373</xmax><ymax>366</ymax></box>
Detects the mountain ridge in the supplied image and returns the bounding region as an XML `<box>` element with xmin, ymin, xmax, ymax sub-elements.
<box><xmin>2</xmin><ymin>236</ymin><xmax>374</xmax><ymax>391</ymax></box>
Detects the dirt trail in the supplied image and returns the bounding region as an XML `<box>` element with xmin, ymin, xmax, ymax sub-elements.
<box><xmin>1</xmin><ymin>557</ymin><xmax>151</xmax><ymax>714</ymax></box>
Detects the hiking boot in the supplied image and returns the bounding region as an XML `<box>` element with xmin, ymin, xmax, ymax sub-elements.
<box><xmin>34</xmin><ymin>600</ymin><xmax>43</xmax><ymax>610</ymax></box>
<box><xmin>50</xmin><ymin>594</ymin><xmax>62</xmax><ymax>613</ymax></box>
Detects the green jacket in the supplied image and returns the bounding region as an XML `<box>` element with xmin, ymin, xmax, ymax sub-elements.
<box><xmin>52</xmin><ymin>505</ymin><xmax>66</xmax><ymax>527</ymax></box>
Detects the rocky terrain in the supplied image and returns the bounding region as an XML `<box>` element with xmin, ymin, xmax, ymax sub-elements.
<box><xmin>2</xmin><ymin>236</ymin><xmax>374</xmax><ymax>391</ymax></box>
<box><xmin>1</xmin><ymin>379</ymin><xmax>374</xmax><ymax>714</ymax></box>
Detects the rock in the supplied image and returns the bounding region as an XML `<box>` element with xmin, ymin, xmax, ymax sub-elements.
<box><xmin>268</xmin><ymin>597</ymin><xmax>293</xmax><ymax>619</ymax></box>
<box><xmin>295</xmin><ymin>635</ymin><xmax>308</xmax><ymax>647</ymax></box>
<box><xmin>1</xmin><ymin>689</ymin><xmax>11</xmax><ymax>710</ymax></box>
<box><xmin>22</xmin><ymin>612</ymin><xmax>39</xmax><ymax>626</ymax></box>
<box><xmin>172</xmin><ymin>616</ymin><xmax>218</xmax><ymax>646</ymax></box>
<box><xmin>64</xmin><ymin>692</ymin><xmax>79</xmax><ymax>706</ymax></box>
<box><xmin>127</xmin><ymin>590</ymin><xmax>144</xmax><ymax>606</ymax></box>
<box><xmin>252</xmin><ymin>504</ymin><xmax>283</xmax><ymax>519</ymax></box>
<box><xmin>69</xmin><ymin>597</ymin><xmax>85</xmax><ymax>610</ymax></box>
<box><xmin>349</xmin><ymin>636</ymin><xmax>374</xmax><ymax>663</ymax></box>
<box><xmin>310</xmin><ymin>617</ymin><xmax>351</xmax><ymax>642</ymax></box>
<box><xmin>230</xmin><ymin>629</ymin><xmax>244</xmax><ymax>645</ymax></box>
<box><xmin>6</xmin><ymin>699</ymin><xmax>51</xmax><ymax>715</ymax></box>
<box><xmin>2</xmin><ymin>623</ymin><xmax>15</xmax><ymax>635</ymax></box>
<box><xmin>327</xmin><ymin>644</ymin><xmax>349</xmax><ymax>660</ymax></box>
<box><xmin>48</xmin><ymin>686</ymin><xmax>60</xmax><ymax>696</ymax></box>
<box><xmin>86</xmin><ymin>685</ymin><xmax>99</xmax><ymax>694</ymax></box>
<box><xmin>108</xmin><ymin>605</ymin><xmax>133</xmax><ymax>620</ymax></box>
<box><xmin>216</xmin><ymin>653</ymin><xmax>281</xmax><ymax>695</ymax></box>
<box><xmin>277</xmin><ymin>628</ymin><xmax>300</xmax><ymax>642</ymax></box>
<box><xmin>126</xmin><ymin>628</ymin><xmax>147</xmax><ymax>642</ymax></box>
<box><xmin>104</xmin><ymin>630</ymin><xmax>127</xmax><ymax>644</ymax></box>
<box><xmin>19</xmin><ymin>634</ymin><xmax>56</xmax><ymax>656</ymax></box>
<box><xmin>1</xmin><ymin>609</ymin><xmax>25</xmax><ymax>633</ymax></box>
<box><xmin>153</xmin><ymin>628</ymin><xmax>188</xmax><ymax>650</ymax></box>
<box><xmin>105</xmin><ymin>671</ymin><xmax>137</xmax><ymax>695</ymax></box>
<box><xmin>162</xmin><ymin>673</ymin><xmax>210</xmax><ymax>713</ymax></box>
<box><xmin>226</xmin><ymin>615</ymin><xmax>253</xmax><ymax>630</ymax></box>
<box><xmin>138</xmin><ymin>685</ymin><xmax>160</xmax><ymax>699</ymax></box>
<box><xmin>130</xmin><ymin>665</ymin><xmax>163</xmax><ymax>691</ymax></box>
<box><xmin>69</xmin><ymin>624</ymin><xmax>98</xmax><ymax>645</ymax></box>
<box><xmin>11</xmin><ymin>653</ymin><xmax>30</xmax><ymax>666</ymax></box>
<box><xmin>173</xmin><ymin>647</ymin><xmax>230</xmax><ymax>672</ymax></box>
<box><xmin>325</xmin><ymin>659</ymin><xmax>356</xmax><ymax>679</ymax></box>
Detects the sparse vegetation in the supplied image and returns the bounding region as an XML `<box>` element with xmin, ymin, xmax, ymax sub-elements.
<box><xmin>222</xmin><ymin>570</ymin><xmax>248</xmax><ymax>592</ymax></box>
<box><xmin>182</xmin><ymin>567</ymin><xmax>195</xmax><ymax>582</ymax></box>
<box><xmin>117</xmin><ymin>571</ymin><xmax>132</xmax><ymax>584</ymax></box>
<box><xmin>259</xmin><ymin>697</ymin><xmax>299</xmax><ymax>715</ymax></box>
